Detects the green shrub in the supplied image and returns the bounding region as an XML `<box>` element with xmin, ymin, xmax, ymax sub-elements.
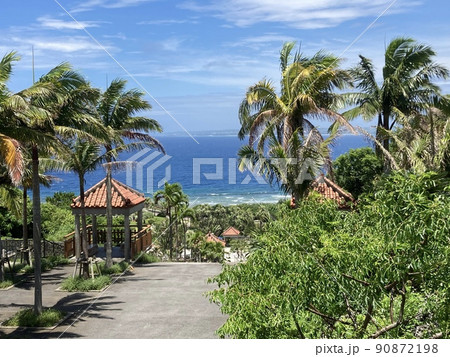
<box><xmin>134</xmin><ymin>252</ymin><xmax>159</xmax><ymax>264</ymax></box>
<box><xmin>41</xmin><ymin>255</ymin><xmax>70</xmax><ymax>271</ymax></box>
<box><xmin>98</xmin><ymin>261</ymin><xmax>130</xmax><ymax>275</ymax></box>
<box><xmin>0</xmin><ymin>280</ymin><xmax>14</xmax><ymax>289</ymax></box>
<box><xmin>61</xmin><ymin>275</ymin><xmax>111</xmax><ymax>292</ymax></box>
<box><xmin>17</xmin><ymin>255</ymin><xmax>69</xmax><ymax>274</ymax></box>
<box><xmin>333</xmin><ymin>147</ymin><xmax>383</xmax><ymax>198</ymax></box>
<box><xmin>198</xmin><ymin>241</ymin><xmax>224</xmax><ymax>263</ymax></box>
<box><xmin>41</xmin><ymin>203</ymin><xmax>74</xmax><ymax>242</ymax></box>
<box><xmin>3</xmin><ymin>308</ymin><xmax>65</xmax><ymax>327</ymax></box>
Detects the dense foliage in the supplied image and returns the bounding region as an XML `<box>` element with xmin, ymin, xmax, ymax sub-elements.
<box><xmin>41</xmin><ymin>202</ymin><xmax>74</xmax><ymax>242</ymax></box>
<box><xmin>208</xmin><ymin>172</ymin><xmax>450</xmax><ymax>339</ymax></box>
<box><xmin>333</xmin><ymin>147</ymin><xmax>383</xmax><ymax>198</ymax></box>
<box><xmin>45</xmin><ymin>192</ymin><xmax>76</xmax><ymax>209</ymax></box>
<box><xmin>192</xmin><ymin>203</ymin><xmax>276</xmax><ymax>236</ymax></box>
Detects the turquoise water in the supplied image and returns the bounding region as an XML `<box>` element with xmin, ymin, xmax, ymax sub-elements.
<box><xmin>41</xmin><ymin>135</ymin><xmax>370</xmax><ymax>205</ymax></box>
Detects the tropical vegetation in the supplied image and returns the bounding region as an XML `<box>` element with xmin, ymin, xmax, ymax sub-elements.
<box><xmin>1</xmin><ymin>34</ymin><xmax>450</xmax><ymax>340</ymax></box>
<box><xmin>209</xmin><ymin>38</ymin><xmax>450</xmax><ymax>339</ymax></box>
<box><xmin>209</xmin><ymin>172</ymin><xmax>450</xmax><ymax>338</ymax></box>
<box><xmin>0</xmin><ymin>51</ymin><xmax>163</xmax><ymax>314</ymax></box>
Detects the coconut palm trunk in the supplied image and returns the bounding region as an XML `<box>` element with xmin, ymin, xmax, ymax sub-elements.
<box><xmin>22</xmin><ymin>188</ymin><xmax>30</xmax><ymax>265</ymax></box>
<box><xmin>79</xmin><ymin>175</ymin><xmax>90</xmax><ymax>277</ymax></box>
<box><xmin>31</xmin><ymin>145</ymin><xmax>42</xmax><ymax>314</ymax></box>
<box><xmin>106</xmin><ymin>167</ymin><xmax>113</xmax><ymax>268</ymax></box>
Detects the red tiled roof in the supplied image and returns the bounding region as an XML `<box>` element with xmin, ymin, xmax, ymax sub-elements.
<box><xmin>222</xmin><ymin>226</ymin><xmax>241</xmax><ymax>236</ymax></box>
<box><xmin>205</xmin><ymin>232</ymin><xmax>226</xmax><ymax>247</ymax></box>
<box><xmin>311</xmin><ymin>174</ymin><xmax>354</xmax><ymax>208</ymax></box>
<box><xmin>71</xmin><ymin>178</ymin><xmax>145</xmax><ymax>209</ymax></box>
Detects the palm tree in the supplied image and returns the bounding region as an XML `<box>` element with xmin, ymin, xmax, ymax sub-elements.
<box><xmin>24</xmin><ymin>64</ymin><xmax>102</xmax><ymax>314</ymax></box>
<box><xmin>174</xmin><ymin>203</ymin><xmax>195</xmax><ymax>260</ymax></box>
<box><xmin>97</xmin><ymin>78</ymin><xmax>164</xmax><ymax>154</ymax></box>
<box><xmin>154</xmin><ymin>182</ymin><xmax>185</xmax><ymax>260</ymax></box>
<box><xmin>97</xmin><ymin>78</ymin><xmax>165</xmax><ymax>267</ymax></box>
<box><xmin>1</xmin><ymin>52</ymin><xmax>66</xmax><ymax>314</ymax></box>
<box><xmin>62</xmin><ymin>139</ymin><xmax>117</xmax><ymax>277</ymax></box>
<box><xmin>0</xmin><ymin>52</ymin><xmax>26</xmax><ymax>185</ymax></box>
<box><xmin>368</xmin><ymin>106</ymin><xmax>450</xmax><ymax>173</ymax></box>
<box><xmin>344</xmin><ymin>37</ymin><xmax>448</xmax><ymax>155</ymax></box>
<box><xmin>238</xmin><ymin>42</ymin><xmax>353</xmax><ymax>203</ymax></box>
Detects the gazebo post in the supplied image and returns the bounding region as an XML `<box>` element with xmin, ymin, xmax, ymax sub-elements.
<box><xmin>124</xmin><ymin>214</ymin><xmax>131</xmax><ymax>262</ymax></box>
<box><xmin>74</xmin><ymin>214</ymin><xmax>81</xmax><ymax>259</ymax></box>
<box><xmin>137</xmin><ymin>210</ymin><xmax>143</xmax><ymax>231</ymax></box>
<box><xmin>92</xmin><ymin>215</ymin><xmax>98</xmax><ymax>246</ymax></box>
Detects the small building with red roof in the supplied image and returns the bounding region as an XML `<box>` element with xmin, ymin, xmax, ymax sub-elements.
<box><xmin>205</xmin><ymin>232</ymin><xmax>226</xmax><ymax>247</ymax></box>
<box><xmin>310</xmin><ymin>174</ymin><xmax>354</xmax><ymax>209</ymax></box>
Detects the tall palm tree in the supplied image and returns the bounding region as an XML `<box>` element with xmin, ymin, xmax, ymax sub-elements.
<box><xmin>1</xmin><ymin>52</ymin><xmax>65</xmax><ymax>314</ymax></box>
<box><xmin>98</xmin><ymin>78</ymin><xmax>164</xmax><ymax>154</ymax></box>
<box><xmin>24</xmin><ymin>64</ymin><xmax>103</xmax><ymax>314</ymax></box>
<box><xmin>97</xmin><ymin>78</ymin><xmax>165</xmax><ymax>267</ymax></box>
<box><xmin>154</xmin><ymin>182</ymin><xmax>185</xmax><ymax>260</ymax></box>
<box><xmin>238</xmin><ymin>42</ymin><xmax>353</xmax><ymax>203</ymax></box>
<box><xmin>173</xmin><ymin>200</ymin><xmax>194</xmax><ymax>260</ymax></box>
<box><xmin>344</xmin><ymin>37</ymin><xmax>449</xmax><ymax>154</ymax></box>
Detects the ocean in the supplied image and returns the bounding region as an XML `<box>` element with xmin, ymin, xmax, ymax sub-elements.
<box><xmin>41</xmin><ymin>135</ymin><xmax>371</xmax><ymax>205</ymax></box>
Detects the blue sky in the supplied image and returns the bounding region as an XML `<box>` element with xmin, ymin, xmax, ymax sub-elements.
<box><xmin>1</xmin><ymin>0</ymin><xmax>449</xmax><ymax>135</ymax></box>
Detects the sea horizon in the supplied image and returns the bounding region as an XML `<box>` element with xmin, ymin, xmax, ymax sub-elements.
<box><xmin>41</xmin><ymin>134</ymin><xmax>371</xmax><ymax>206</ymax></box>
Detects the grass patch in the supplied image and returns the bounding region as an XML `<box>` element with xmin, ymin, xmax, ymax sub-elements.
<box><xmin>17</xmin><ymin>255</ymin><xmax>70</xmax><ymax>275</ymax></box>
<box><xmin>41</xmin><ymin>256</ymin><xmax>70</xmax><ymax>271</ymax></box>
<box><xmin>5</xmin><ymin>262</ymin><xmax>27</xmax><ymax>275</ymax></box>
<box><xmin>3</xmin><ymin>308</ymin><xmax>65</xmax><ymax>328</ymax></box>
<box><xmin>0</xmin><ymin>280</ymin><xmax>14</xmax><ymax>289</ymax></box>
<box><xmin>97</xmin><ymin>261</ymin><xmax>130</xmax><ymax>275</ymax></box>
<box><xmin>60</xmin><ymin>275</ymin><xmax>111</xmax><ymax>292</ymax></box>
<box><xmin>134</xmin><ymin>252</ymin><xmax>159</xmax><ymax>264</ymax></box>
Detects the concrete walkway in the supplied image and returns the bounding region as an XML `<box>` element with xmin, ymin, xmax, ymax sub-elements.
<box><xmin>0</xmin><ymin>262</ymin><xmax>226</xmax><ymax>339</ymax></box>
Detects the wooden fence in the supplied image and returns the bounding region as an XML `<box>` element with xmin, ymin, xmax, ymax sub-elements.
<box><xmin>63</xmin><ymin>225</ymin><xmax>151</xmax><ymax>258</ymax></box>
<box><xmin>131</xmin><ymin>225</ymin><xmax>152</xmax><ymax>258</ymax></box>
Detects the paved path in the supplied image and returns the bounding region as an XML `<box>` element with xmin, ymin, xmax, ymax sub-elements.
<box><xmin>0</xmin><ymin>263</ymin><xmax>226</xmax><ymax>339</ymax></box>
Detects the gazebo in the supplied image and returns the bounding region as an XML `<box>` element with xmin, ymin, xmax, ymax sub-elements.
<box><xmin>222</xmin><ymin>226</ymin><xmax>243</xmax><ymax>246</ymax></box>
<box><xmin>69</xmin><ymin>177</ymin><xmax>148</xmax><ymax>261</ymax></box>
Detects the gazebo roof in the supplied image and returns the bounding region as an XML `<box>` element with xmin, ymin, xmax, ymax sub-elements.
<box><xmin>71</xmin><ymin>178</ymin><xmax>145</xmax><ymax>209</ymax></box>
<box><xmin>205</xmin><ymin>232</ymin><xmax>226</xmax><ymax>247</ymax></box>
<box><xmin>311</xmin><ymin>174</ymin><xmax>354</xmax><ymax>207</ymax></box>
<box><xmin>222</xmin><ymin>226</ymin><xmax>241</xmax><ymax>237</ymax></box>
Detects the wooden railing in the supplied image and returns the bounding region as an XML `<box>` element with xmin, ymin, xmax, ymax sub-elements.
<box><xmin>63</xmin><ymin>224</ymin><xmax>151</xmax><ymax>258</ymax></box>
<box><xmin>131</xmin><ymin>225</ymin><xmax>152</xmax><ymax>258</ymax></box>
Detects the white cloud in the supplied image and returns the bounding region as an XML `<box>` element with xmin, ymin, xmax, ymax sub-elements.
<box><xmin>12</xmin><ymin>36</ymin><xmax>109</xmax><ymax>53</ymax></box>
<box><xmin>225</xmin><ymin>34</ymin><xmax>296</xmax><ymax>50</ymax></box>
<box><xmin>103</xmin><ymin>33</ymin><xmax>127</xmax><ymax>40</ymax></box>
<box><xmin>138</xmin><ymin>19</ymin><xmax>198</xmax><ymax>25</ymax></box>
<box><xmin>37</xmin><ymin>16</ymin><xmax>100</xmax><ymax>30</ymax></box>
<box><xmin>180</xmin><ymin>0</ymin><xmax>420</xmax><ymax>29</ymax></box>
<box><xmin>72</xmin><ymin>0</ymin><xmax>156</xmax><ymax>13</ymax></box>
